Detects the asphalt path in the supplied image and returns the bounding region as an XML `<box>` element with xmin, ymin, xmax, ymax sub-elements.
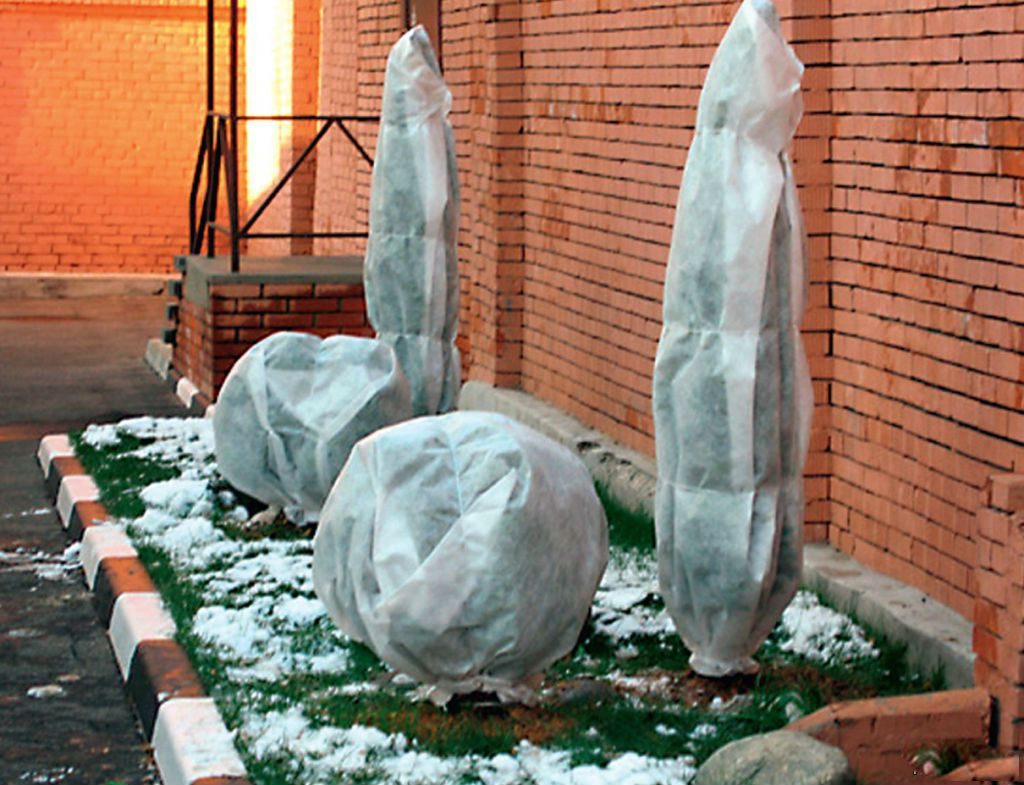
<box><xmin>0</xmin><ymin>296</ymin><xmax>183</xmax><ymax>785</ymax></box>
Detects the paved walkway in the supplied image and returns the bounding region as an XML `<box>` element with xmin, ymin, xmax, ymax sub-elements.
<box><xmin>0</xmin><ymin>296</ymin><xmax>183</xmax><ymax>785</ymax></box>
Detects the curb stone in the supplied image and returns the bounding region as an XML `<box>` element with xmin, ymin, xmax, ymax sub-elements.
<box><xmin>145</xmin><ymin>338</ymin><xmax>214</xmax><ymax>416</ymax></box>
<box><xmin>37</xmin><ymin>436</ymin><xmax>253</xmax><ymax>785</ymax></box>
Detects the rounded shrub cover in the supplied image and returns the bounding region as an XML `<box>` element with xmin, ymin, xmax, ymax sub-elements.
<box><xmin>312</xmin><ymin>411</ymin><xmax>609</xmax><ymax>703</ymax></box>
<box><xmin>213</xmin><ymin>332</ymin><xmax>412</xmax><ymax>523</ymax></box>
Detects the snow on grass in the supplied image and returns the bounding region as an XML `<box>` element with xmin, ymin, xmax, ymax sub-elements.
<box><xmin>592</xmin><ymin>551</ymin><xmax>675</xmax><ymax>641</ymax></box>
<box><xmin>237</xmin><ymin>706</ymin><xmax>699</xmax><ymax>785</ymax></box>
<box><xmin>777</xmin><ymin>590</ymin><xmax>879</xmax><ymax>663</ymax></box>
<box><xmin>77</xmin><ymin>417</ymin><xmax>886</xmax><ymax>785</ymax></box>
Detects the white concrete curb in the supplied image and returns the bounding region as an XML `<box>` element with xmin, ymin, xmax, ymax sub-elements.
<box><xmin>152</xmin><ymin>698</ymin><xmax>247</xmax><ymax>785</ymax></box>
<box><xmin>37</xmin><ymin>433</ymin><xmax>73</xmax><ymax>474</ymax></box>
<box><xmin>109</xmin><ymin>592</ymin><xmax>177</xmax><ymax>679</ymax></box>
<box><xmin>81</xmin><ymin>525</ymin><xmax>138</xmax><ymax>590</ymax></box>
<box><xmin>175</xmin><ymin>377</ymin><xmax>200</xmax><ymax>409</ymax></box>
<box><xmin>56</xmin><ymin>474</ymin><xmax>99</xmax><ymax>529</ymax></box>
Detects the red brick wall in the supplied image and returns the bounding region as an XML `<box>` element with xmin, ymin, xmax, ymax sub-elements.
<box><xmin>437</xmin><ymin>0</ymin><xmax>835</xmax><ymax>539</ymax></box>
<box><xmin>973</xmin><ymin>475</ymin><xmax>1024</xmax><ymax>751</ymax></box>
<box><xmin>174</xmin><ymin>281</ymin><xmax>371</xmax><ymax>400</ymax></box>
<box><xmin>0</xmin><ymin>0</ymin><xmax>236</xmax><ymax>274</ymax></box>
<box><xmin>827</xmin><ymin>1</ymin><xmax>1024</xmax><ymax>618</ymax></box>
<box><xmin>314</xmin><ymin>0</ymin><xmax>373</xmax><ymax>257</ymax></box>
<box><xmin>316</xmin><ymin>0</ymin><xmax>1024</xmax><ymax>611</ymax></box>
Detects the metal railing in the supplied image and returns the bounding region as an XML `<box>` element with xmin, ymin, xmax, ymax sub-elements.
<box><xmin>188</xmin><ymin>0</ymin><xmax>378</xmax><ymax>272</ymax></box>
<box><xmin>188</xmin><ymin>112</ymin><xmax>378</xmax><ymax>271</ymax></box>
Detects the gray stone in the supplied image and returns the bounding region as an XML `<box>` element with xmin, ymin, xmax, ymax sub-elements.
<box><xmin>548</xmin><ymin>678</ymin><xmax>620</xmax><ymax>707</ymax></box>
<box><xmin>694</xmin><ymin>731</ymin><xmax>853</xmax><ymax>785</ymax></box>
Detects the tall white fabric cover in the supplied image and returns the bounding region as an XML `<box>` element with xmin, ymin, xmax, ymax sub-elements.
<box><xmin>312</xmin><ymin>411</ymin><xmax>609</xmax><ymax>704</ymax></box>
<box><xmin>652</xmin><ymin>0</ymin><xmax>812</xmax><ymax>677</ymax></box>
<box><xmin>363</xmin><ymin>26</ymin><xmax>460</xmax><ymax>417</ymax></box>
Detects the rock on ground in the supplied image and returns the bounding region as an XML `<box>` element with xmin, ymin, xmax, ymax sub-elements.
<box><xmin>694</xmin><ymin>730</ymin><xmax>854</xmax><ymax>785</ymax></box>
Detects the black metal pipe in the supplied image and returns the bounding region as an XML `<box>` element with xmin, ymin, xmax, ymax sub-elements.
<box><xmin>206</xmin><ymin>0</ymin><xmax>214</xmax><ymax>116</ymax></box>
<box><xmin>217</xmin><ymin>118</ymin><xmax>241</xmax><ymax>269</ymax></box>
<box><xmin>241</xmin><ymin>119</ymin><xmax>334</xmax><ymax>235</ymax></box>
<box><xmin>229</xmin><ymin>0</ymin><xmax>240</xmax><ymax>272</ymax></box>
<box><xmin>334</xmin><ymin>119</ymin><xmax>375</xmax><ymax>168</ymax></box>
<box><xmin>188</xmin><ymin>117</ymin><xmax>211</xmax><ymax>254</ymax></box>
<box><xmin>207</xmin><ymin>124</ymin><xmax>223</xmax><ymax>256</ymax></box>
<box><xmin>242</xmin><ymin>232</ymin><xmax>370</xmax><ymax>239</ymax></box>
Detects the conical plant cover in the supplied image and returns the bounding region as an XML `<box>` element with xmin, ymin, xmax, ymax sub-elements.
<box><xmin>363</xmin><ymin>26</ymin><xmax>461</xmax><ymax>416</ymax></box>
<box><xmin>652</xmin><ymin>0</ymin><xmax>812</xmax><ymax>678</ymax></box>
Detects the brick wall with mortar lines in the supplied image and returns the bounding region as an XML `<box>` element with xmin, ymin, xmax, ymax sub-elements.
<box><xmin>0</xmin><ymin>0</ymin><xmax>240</xmax><ymax>274</ymax></box>
<box><xmin>827</xmin><ymin>1</ymin><xmax>1024</xmax><ymax>619</ymax></box>
<box><xmin>313</xmin><ymin>0</ymin><xmax>373</xmax><ymax>258</ymax></box>
<box><xmin>174</xmin><ymin>282</ymin><xmax>372</xmax><ymax>400</ymax></box>
<box><xmin>432</xmin><ymin>0</ymin><xmax>835</xmax><ymax>538</ymax></box>
<box><xmin>973</xmin><ymin>475</ymin><xmax>1024</xmax><ymax>751</ymax></box>
<box><xmin>318</xmin><ymin>0</ymin><xmax>840</xmax><ymax>541</ymax></box>
<box><xmin>317</xmin><ymin>0</ymin><xmax>1024</xmax><ymax>602</ymax></box>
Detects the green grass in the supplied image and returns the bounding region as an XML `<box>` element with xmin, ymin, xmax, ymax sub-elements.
<box><xmin>70</xmin><ymin>432</ymin><xmax>179</xmax><ymax>518</ymax></box>
<box><xmin>71</xmin><ymin>426</ymin><xmax>947</xmax><ymax>784</ymax></box>
<box><xmin>596</xmin><ymin>481</ymin><xmax>655</xmax><ymax>553</ymax></box>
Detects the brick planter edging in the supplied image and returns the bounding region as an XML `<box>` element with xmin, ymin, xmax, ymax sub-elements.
<box><xmin>37</xmin><ymin>435</ymin><xmax>252</xmax><ymax>785</ymax></box>
<box><xmin>787</xmin><ymin>687</ymin><xmax>995</xmax><ymax>784</ymax></box>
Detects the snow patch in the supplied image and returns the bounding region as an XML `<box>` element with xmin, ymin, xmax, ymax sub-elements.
<box><xmin>778</xmin><ymin>591</ymin><xmax>879</xmax><ymax>663</ymax></box>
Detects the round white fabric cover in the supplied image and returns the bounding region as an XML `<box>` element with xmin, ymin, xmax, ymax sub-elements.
<box><xmin>213</xmin><ymin>332</ymin><xmax>412</xmax><ymax>522</ymax></box>
<box><xmin>312</xmin><ymin>411</ymin><xmax>609</xmax><ymax>703</ymax></box>
<box><xmin>652</xmin><ymin>0</ymin><xmax>812</xmax><ymax>677</ymax></box>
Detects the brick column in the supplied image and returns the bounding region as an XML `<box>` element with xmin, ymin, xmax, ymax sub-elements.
<box><xmin>458</xmin><ymin>0</ymin><xmax>524</xmax><ymax>388</ymax></box>
<box><xmin>289</xmin><ymin>0</ymin><xmax>322</xmax><ymax>256</ymax></box>
<box><xmin>974</xmin><ymin>474</ymin><xmax>1024</xmax><ymax>752</ymax></box>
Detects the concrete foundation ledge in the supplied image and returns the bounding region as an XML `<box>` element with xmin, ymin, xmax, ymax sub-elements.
<box><xmin>458</xmin><ymin>381</ymin><xmax>976</xmax><ymax>690</ymax></box>
<box><xmin>0</xmin><ymin>272</ymin><xmax>172</xmax><ymax>299</ymax></box>
<box><xmin>803</xmin><ymin>544</ymin><xmax>975</xmax><ymax>689</ymax></box>
<box><xmin>459</xmin><ymin>380</ymin><xmax>658</xmax><ymax>516</ymax></box>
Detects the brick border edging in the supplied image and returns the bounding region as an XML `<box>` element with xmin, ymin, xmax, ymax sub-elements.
<box><xmin>787</xmin><ymin>687</ymin><xmax>1006</xmax><ymax>784</ymax></box>
<box><xmin>37</xmin><ymin>435</ymin><xmax>252</xmax><ymax>785</ymax></box>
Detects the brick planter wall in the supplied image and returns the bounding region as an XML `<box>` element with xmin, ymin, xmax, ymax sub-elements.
<box><xmin>172</xmin><ymin>255</ymin><xmax>370</xmax><ymax>401</ymax></box>
<box><xmin>788</xmin><ymin>687</ymin><xmax>991</xmax><ymax>784</ymax></box>
<box><xmin>974</xmin><ymin>474</ymin><xmax>1024</xmax><ymax>753</ymax></box>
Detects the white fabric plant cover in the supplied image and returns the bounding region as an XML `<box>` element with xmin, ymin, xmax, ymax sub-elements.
<box><xmin>652</xmin><ymin>0</ymin><xmax>812</xmax><ymax>678</ymax></box>
<box><xmin>213</xmin><ymin>332</ymin><xmax>412</xmax><ymax>523</ymax></box>
<box><xmin>312</xmin><ymin>411</ymin><xmax>609</xmax><ymax>704</ymax></box>
<box><xmin>363</xmin><ymin>26</ymin><xmax>461</xmax><ymax>417</ymax></box>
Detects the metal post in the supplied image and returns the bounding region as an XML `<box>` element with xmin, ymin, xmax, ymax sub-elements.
<box><xmin>205</xmin><ymin>0</ymin><xmax>216</xmax><ymax>256</ymax></box>
<box><xmin>229</xmin><ymin>0</ymin><xmax>240</xmax><ymax>272</ymax></box>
